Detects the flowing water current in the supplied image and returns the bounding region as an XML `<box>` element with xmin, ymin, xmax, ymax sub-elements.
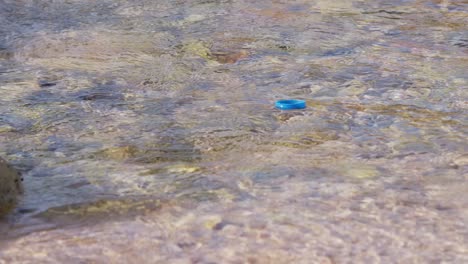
<box><xmin>0</xmin><ymin>0</ymin><xmax>467</xmax><ymax>262</ymax></box>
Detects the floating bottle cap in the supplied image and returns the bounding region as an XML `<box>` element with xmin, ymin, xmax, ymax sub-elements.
<box><xmin>275</xmin><ymin>99</ymin><xmax>306</xmax><ymax>110</ymax></box>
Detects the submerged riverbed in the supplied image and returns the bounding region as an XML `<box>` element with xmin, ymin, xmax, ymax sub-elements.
<box><xmin>1</xmin><ymin>0</ymin><xmax>467</xmax><ymax>262</ymax></box>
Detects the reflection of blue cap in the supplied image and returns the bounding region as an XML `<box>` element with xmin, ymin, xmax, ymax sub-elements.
<box><xmin>275</xmin><ymin>99</ymin><xmax>306</xmax><ymax>110</ymax></box>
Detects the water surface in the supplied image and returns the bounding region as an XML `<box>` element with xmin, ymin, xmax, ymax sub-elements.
<box><xmin>0</xmin><ymin>0</ymin><xmax>467</xmax><ymax>262</ymax></box>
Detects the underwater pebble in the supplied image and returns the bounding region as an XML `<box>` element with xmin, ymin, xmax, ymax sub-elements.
<box><xmin>453</xmin><ymin>155</ymin><xmax>468</xmax><ymax>167</ymax></box>
<box><xmin>339</xmin><ymin>164</ymin><xmax>379</xmax><ymax>179</ymax></box>
<box><xmin>203</xmin><ymin>215</ymin><xmax>223</xmax><ymax>230</ymax></box>
<box><xmin>166</xmin><ymin>164</ymin><xmax>200</xmax><ymax>174</ymax></box>
<box><xmin>211</xmin><ymin>49</ymin><xmax>249</xmax><ymax>64</ymax></box>
<box><xmin>97</xmin><ymin>146</ymin><xmax>138</xmax><ymax>160</ymax></box>
<box><xmin>184</xmin><ymin>14</ymin><xmax>206</xmax><ymax>23</ymax></box>
<box><xmin>0</xmin><ymin>125</ymin><xmax>15</xmax><ymax>133</ymax></box>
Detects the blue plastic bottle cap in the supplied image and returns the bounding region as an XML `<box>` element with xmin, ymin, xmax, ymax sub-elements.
<box><xmin>275</xmin><ymin>99</ymin><xmax>306</xmax><ymax>110</ymax></box>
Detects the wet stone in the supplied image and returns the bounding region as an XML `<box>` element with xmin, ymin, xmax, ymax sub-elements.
<box><xmin>0</xmin><ymin>157</ymin><xmax>23</xmax><ymax>216</ymax></box>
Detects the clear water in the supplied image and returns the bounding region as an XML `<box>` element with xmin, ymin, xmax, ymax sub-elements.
<box><xmin>0</xmin><ymin>0</ymin><xmax>467</xmax><ymax>262</ymax></box>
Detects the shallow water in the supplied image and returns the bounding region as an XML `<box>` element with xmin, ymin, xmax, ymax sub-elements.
<box><xmin>0</xmin><ymin>0</ymin><xmax>467</xmax><ymax>262</ymax></box>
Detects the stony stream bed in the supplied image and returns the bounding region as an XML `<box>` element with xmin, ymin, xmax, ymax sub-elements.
<box><xmin>0</xmin><ymin>0</ymin><xmax>467</xmax><ymax>262</ymax></box>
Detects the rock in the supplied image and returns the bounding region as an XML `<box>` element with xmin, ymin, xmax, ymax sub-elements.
<box><xmin>0</xmin><ymin>157</ymin><xmax>23</xmax><ymax>216</ymax></box>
